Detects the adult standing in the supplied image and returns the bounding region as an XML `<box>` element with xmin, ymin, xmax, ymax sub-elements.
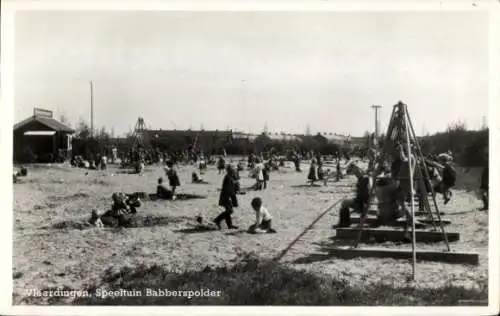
<box><xmin>214</xmin><ymin>165</ymin><xmax>239</xmax><ymax>229</ymax></box>
<box><xmin>480</xmin><ymin>163</ymin><xmax>489</xmax><ymax>211</ymax></box>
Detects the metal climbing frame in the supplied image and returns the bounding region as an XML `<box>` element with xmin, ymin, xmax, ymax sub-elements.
<box><xmin>353</xmin><ymin>101</ymin><xmax>452</xmax><ymax>280</ymax></box>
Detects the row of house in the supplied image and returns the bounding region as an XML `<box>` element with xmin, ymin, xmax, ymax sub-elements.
<box><xmin>234</xmin><ymin>131</ymin><xmax>352</xmax><ymax>146</ymax></box>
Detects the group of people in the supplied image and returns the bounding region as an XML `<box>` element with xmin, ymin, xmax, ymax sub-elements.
<box><xmin>333</xmin><ymin>142</ymin><xmax>465</xmax><ymax>241</ymax></box>
<box><xmin>307</xmin><ymin>152</ymin><xmax>345</xmax><ymax>186</ymax></box>
<box><xmin>212</xmin><ymin>163</ymin><xmax>276</xmax><ymax>233</ymax></box>
<box><xmin>71</xmin><ymin>155</ymin><xmax>108</xmax><ymax>170</ymax></box>
<box><xmin>89</xmin><ymin>192</ymin><xmax>142</xmax><ymax>228</ymax></box>
<box><xmin>85</xmin><ymin>142</ymin><xmax>487</xmax><ymax>240</ymax></box>
<box><xmin>87</xmin><ymin>151</ymin><xmax>278</xmax><ymax>233</ymax></box>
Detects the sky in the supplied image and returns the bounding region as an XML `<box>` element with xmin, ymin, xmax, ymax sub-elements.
<box><xmin>14</xmin><ymin>10</ymin><xmax>489</xmax><ymax>137</ymax></box>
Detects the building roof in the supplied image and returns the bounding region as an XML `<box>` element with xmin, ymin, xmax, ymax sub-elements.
<box><xmin>14</xmin><ymin>115</ymin><xmax>75</xmax><ymax>133</ymax></box>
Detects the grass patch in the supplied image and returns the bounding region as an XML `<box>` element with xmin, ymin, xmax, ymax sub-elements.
<box><xmin>72</xmin><ymin>254</ymin><xmax>488</xmax><ymax>306</ymax></box>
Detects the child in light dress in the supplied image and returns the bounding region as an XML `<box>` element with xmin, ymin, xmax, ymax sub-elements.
<box><xmin>248</xmin><ymin>197</ymin><xmax>276</xmax><ymax>234</ymax></box>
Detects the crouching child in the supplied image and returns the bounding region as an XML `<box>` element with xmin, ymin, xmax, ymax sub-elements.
<box><xmin>89</xmin><ymin>209</ymin><xmax>104</xmax><ymax>228</ymax></box>
<box><xmin>192</xmin><ymin>171</ymin><xmax>208</xmax><ymax>184</ymax></box>
<box><xmin>248</xmin><ymin>197</ymin><xmax>277</xmax><ymax>234</ymax></box>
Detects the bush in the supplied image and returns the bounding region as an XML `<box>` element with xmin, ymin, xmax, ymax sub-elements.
<box><xmin>419</xmin><ymin>127</ymin><xmax>488</xmax><ymax>167</ymax></box>
<box><xmin>72</xmin><ymin>256</ymin><xmax>488</xmax><ymax>306</ymax></box>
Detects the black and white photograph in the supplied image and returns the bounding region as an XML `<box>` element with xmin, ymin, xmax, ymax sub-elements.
<box><xmin>1</xmin><ymin>0</ymin><xmax>499</xmax><ymax>314</ymax></box>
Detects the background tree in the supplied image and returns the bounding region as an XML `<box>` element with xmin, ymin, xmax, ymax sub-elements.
<box><xmin>59</xmin><ymin>114</ymin><xmax>71</xmax><ymax>127</ymax></box>
<box><xmin>75</xmin><ymin>119</ymin><xmax>91</xmax><ymax>140</ymax></box>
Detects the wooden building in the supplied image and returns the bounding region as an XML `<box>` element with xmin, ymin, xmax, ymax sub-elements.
<box><xmin>13</xmin><ymin>108</ymin><xmax>75</xmax><ymax>163</ymax></box>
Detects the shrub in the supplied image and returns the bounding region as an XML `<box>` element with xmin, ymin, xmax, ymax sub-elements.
<box><xmin>419</xmin><ymin>127</ymin><xmax>488</xmax><ymax>167</ymax></box>
<box><xmin>73</xmin><ymin>256</ymin><xmax>488</xmax><ymax>306</ymax></box>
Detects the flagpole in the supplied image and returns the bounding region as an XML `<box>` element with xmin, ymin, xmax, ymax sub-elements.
<box><xmin>90</xmin><ymin>80</ymin><xmax>94</xmax><ymax>138</ymax></box>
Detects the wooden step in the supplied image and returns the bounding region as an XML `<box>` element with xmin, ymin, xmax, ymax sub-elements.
<box><xmin>366</xmin><ymin>209</ymin><xmax>445</xmax><ymax>217</ymax></box>
<box><xmin>335</xmin><ymin>227</ymin><xmax>460</xmax><ymax>243</ymax></box>
<box><xmin>350</xmin><ymin>216</ymin><xmax>451</xmax><ymax>226</ymax></box>
<box><xmin>418</xmin><ymin>218</ymin><xmax>452</xmax><ymax>225</ymax></box>
<box><xmin>322</xmin><ymin>247</ymin><xmax>479</xmax><ymax>265</ymax></box>
<box><xmin>369</xmin><ymin>202</ymin><xmax>420</xmax><ymax>206</ymax></box>
<box><xmin>349</xmin><ymin>216</ymin><xmax>427</xmax><ymax>229</ymax></box>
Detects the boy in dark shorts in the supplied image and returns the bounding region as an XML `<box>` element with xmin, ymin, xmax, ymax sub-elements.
<box><xmin>333</xmin><ymin>163</ymin><xmax>372</xmax><ymax>228</ymax></box>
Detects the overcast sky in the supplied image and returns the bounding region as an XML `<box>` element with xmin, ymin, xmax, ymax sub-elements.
<box><xmin>14</xmin><ymin>10</ymin><xmax>489</xmax><ymax>137</ymax></box>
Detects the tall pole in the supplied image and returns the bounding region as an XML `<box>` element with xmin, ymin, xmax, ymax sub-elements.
<box><xmin>403</xmin><ymin>104</ymin><xmax>417</xmax><ymax>280</ymax></box>
<box><xmin>90</xmin><ymin>80</ymin><xmax>94</xmax><ymax>138</ymax></box>
<box><xmin>371</xmin><ymin>105</ymin><xmax>382</xmax><ymax>140</ymax></box>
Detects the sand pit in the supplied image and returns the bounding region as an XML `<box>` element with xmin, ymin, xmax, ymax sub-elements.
<box><xmin>12</xmin><ymin>163</ymin><xmax>489</xmax><ymax>305</ymax></box>
<box><xmin>49</xmin><ymin>214</ymin><xmax>191</xmax><ymax>230</ymax></box>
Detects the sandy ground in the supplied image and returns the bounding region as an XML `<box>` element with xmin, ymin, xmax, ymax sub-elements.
<box><xmin>12</xmin><ymin>161</ymin><xmax>488</xmax><ymax>304</ymax></box>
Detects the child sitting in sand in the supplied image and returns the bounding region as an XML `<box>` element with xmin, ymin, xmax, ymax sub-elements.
<box><xmin>89</xmin><ymin>209</ymin><xmax>104</xmax><ymax>228</ymax></box>
<box><xmin>111</xmin><ymin>192</ymin><xmax>141</xmax><ymax>215</ymax></box>
<box><xmin>192</xmin><ymin>171</ymin><xmax>208</xmax><ymax>184</ymax></box>
<box><xmin>248</xmin><ymin>197</ymin><xmax>277</xmax><ymax>234</ymax></box>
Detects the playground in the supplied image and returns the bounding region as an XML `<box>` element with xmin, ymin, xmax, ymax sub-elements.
<box><xmin>12</xmin><ymin>155</ymin><xmax>488</xmax><ymax>305</ymax></box>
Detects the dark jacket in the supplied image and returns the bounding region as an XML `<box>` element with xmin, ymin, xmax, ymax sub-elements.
<box><xmin>167</xmin><ymin>169</ymin><xmax>181</xmax><ymax>187</ymax></box>
<box><xmin>263</xmin><ymin>163</ymin><xmax>270</xmax><ymax>181</ymax></box>
<box><xmin>219</xmin><ymin>173</ymin><xmax>238</xmax><ymax>208</ymax></box>
<box><xmin>217</xmin><ymin>158</ymin><xmax>226</xmax><ymax>170</ymax></box>
<box><xmin>481</xmin><ymin>165</ymin><xmax>489</xmax><ymax>190</ymax></box>
<box><xmin>356</xmin><ymin>175</ymin><xmax>371</xmax><ymax>202</ymax></box>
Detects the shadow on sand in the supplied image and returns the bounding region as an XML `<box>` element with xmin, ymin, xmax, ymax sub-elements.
<box><xmin>148</xmin><ymin>193</ymin><xmax>208</xmax><ymax>201</ymax></box>
<box><xmin>290</xmin><ymin>184</ymin><xmax>323</xmax><ymax>188</ymax></box>
<box><xmin>174</xmin><ymin>226</ymin><xmax>219</xmax><ymax>234</ymax></box>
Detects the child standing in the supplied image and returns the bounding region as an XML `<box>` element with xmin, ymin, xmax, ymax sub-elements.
<box><xmin>441</xmin><ymin>161</ymin><xmax>456</xmax><ymax>204</ymax></box>
<box><xmin>262</xmin><ymin>161</ymin><xmax>270</xmax><ymax>189</ymax></box>
<box><xmin>192</xmin><ymin>171</ymin><xmax>208</xmax><ymax>184</ymax></box>
<box><xmin>213</xmin><ymin>165</ymin><xmax>239</xmax><ymax>229</ymax></box>
<box><xmin>336</xmin><ymin>158</ymin><xmax>342</xmax><ymax>182</ymax></box>
<box><xmin>249</xmin><ymin>197</ymin><xmax>276</xmax><ymax>233</ymax></box>
<box><xmin>100</xmin><ymin>155</ymin><xmax>108</xmax><ymax>170</ymax></box>
<box><xmin>253</xmin><ymin>159</ymin><xmax>265</xmax><ymax>190</ymax></box>
<box><xmin>199</xmin><ymin>156</ymin><xmax>207</xmax><ymax>175</ymax></box>
<box><xmin>164</xmin><ymin>161</ymin><xmax>181</xmax><ymax>200</ymax></box>
<box><xmin>307</xmin><ymin>158</ymin><xmax>319</xmax><ymax>185</ymax></box>
<box><xmin>217</xmin><ymin>156</ymin><xmax>226</xmax><ymax>174</ymax></box>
